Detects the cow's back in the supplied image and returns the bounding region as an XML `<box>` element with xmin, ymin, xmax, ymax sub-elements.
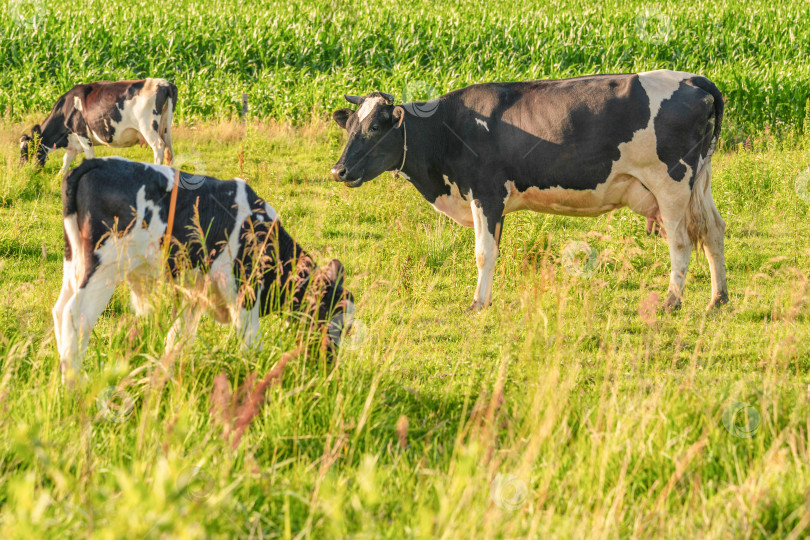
<box><xmin>445</xmin><ymin>70</ymin><xmax>717</xmax><ymax>192</ymax></box>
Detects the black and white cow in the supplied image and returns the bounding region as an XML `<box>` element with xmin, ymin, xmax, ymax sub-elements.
<box><xmin>54</xmin><ymin>157</ymin><xmax>353</xmax><ymax>385</ymax></box>
<box><xmin>20</xmin><ymin>79</ymin><xmax>177</xmax><ymax>174</ymax></box>
<box><xmin>331</xmin><ymin>70</ymin><xmax>728</xmax><ymax>312</ymax></box>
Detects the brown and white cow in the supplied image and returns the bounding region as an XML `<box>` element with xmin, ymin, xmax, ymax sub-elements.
<box><xmin>54</xmin><ymin>157</ymin><xmax>353</xmax><ymax>385</ymax></box>
<box><xmin>20</xmin><ymin>79</ymin><xmax>177</xmax><ymax>174</ymax></box>
<box><xmin>331</xmin><ymin>70</ymin><xmax>728</xmax><ymax>312</ymax></box>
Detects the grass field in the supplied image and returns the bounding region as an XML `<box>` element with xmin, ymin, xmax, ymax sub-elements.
<box><xmin>0</xmin><ymin>118</ymin><xmax>808</xmax><ymax>538</ymax></box>
<box><xmin>2</xmin><ymin>0</ymin><xmax>810</xmax><ymax>538</ymax></box>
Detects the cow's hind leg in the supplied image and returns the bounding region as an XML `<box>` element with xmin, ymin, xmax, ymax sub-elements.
<box><xmin>161</xmin><ymin>122</ymin><xmax>174</xmax><ymax>165</ymax></box>
<box><xmin>52</xmin><ymin>260</ymin><xmax>76</xmax><ymax>354</ymax></box>
<box><xmin>662</xmin><ymin>218</ymin><xmax>692</xmax><ymax>312</ymax></box>
<box><xmin>652</xmin><ymin>186</ymin><xmax>695</xmax><ymax>312</ymax></box>
<box><xmin>59</xmin><ymin>266</ymin><xmax>118</xmax><ymax>385</ymax></box>
<box><xmin>469</xmin><ymin>198</ymin><xmax>505</xmax><ymax>311</ymax></box>
<box><xmin>145</xmin><ymin>133</ymin><xmax>166</xmax><ymax>165</ymax></box>
<box><xmin>59</xmin><ymin>149</ymin><xmax>78</xmax><ymax>177</ymax></box>
<box><xmin>626</xmin><ymin>176</ymin><xmax>694</xmax><ymax>312</ymax></box>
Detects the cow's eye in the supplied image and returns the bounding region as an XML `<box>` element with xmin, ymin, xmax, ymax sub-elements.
<box><xmin>369</xmin><ymin>125</ymin><xmax>380</xmax><ymax>133</ymax></box>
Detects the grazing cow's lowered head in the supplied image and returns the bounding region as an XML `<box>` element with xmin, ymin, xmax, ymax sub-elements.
<box><xmin>283</xmin><ymin>255</ymin><xmax>355</xmax><ymax>356</ymax></box>
<box><xmin>331</xmin><ymin>92</ymin><xmax>406</xmax><ymax>187</ymax></box>
<box><xmin>19</xmin><ymin>125</ymin><xmax>49</xmax><ymax>166</ymax></box>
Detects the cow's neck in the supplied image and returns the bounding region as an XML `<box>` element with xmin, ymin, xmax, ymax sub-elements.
<box><xmin>258</xmin><ymin>221</ymin><xmax>313</xmax><ymax>316</ymax></box>
<box><xmin>392</xmin><ymin>111</ymin><xmax>449</xmax><ymax>202</ymax></box>
<box><xmin>38</xmin><ymin>109</ymin><xmax>69</xmax><ymax>150</ymax></box>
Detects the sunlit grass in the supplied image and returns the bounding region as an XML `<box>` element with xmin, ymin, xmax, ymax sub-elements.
<box><xmin>0</xmin><ymin>116</ymin><xmax>808</xmax><ymax>537</ymax></box>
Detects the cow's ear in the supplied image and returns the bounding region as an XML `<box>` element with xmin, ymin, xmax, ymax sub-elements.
<box><xmin>32</xmin><ymin>124</ymin><xmax>41</xmax><ymax>135</ymax></box>
<box><xmin>332</xmin><ymin>108</ymin><xmax>352</xmax><ymax>130</ymax></box>
<box><xmin>323</xmin><ymin>259</ymin><xmax>345</xmax><ymax>290</ymax></box>
<box><xmin>392</xmin><ymin>106</ymin><xmax>405</xmax><ymax>128</ymax></box>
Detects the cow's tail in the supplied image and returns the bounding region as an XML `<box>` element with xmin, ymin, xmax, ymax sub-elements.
<box><xmin>685</xmin><ymin>77</ymin><xmax>725</xmax><ymax>250</ymax></box>
<box><xmin>156</xmin><ymin>82</ymin><xmax>177</xmax><ymax>165</ymax></box>
<box><xmin>62</xmin><ymin>159</ymin><xmax>102</xmax><ymax>282</ymax></box>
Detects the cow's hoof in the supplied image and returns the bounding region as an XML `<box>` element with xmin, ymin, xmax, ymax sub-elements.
<box><xmin>467</xmin><ymin>301</ymin><xmax>487</xmax><ymax>312</ymax></box>
<box><xmin>706</xmin><ymin>292</ymin><xmax>729</xmax><ymax>311</ymax></box>
<box><xmin>662</xmin><ymin>296</ymin><xmax>682</xmax><ymax>313</ymax></box>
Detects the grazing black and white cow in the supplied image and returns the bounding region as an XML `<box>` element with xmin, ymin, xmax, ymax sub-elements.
<box><xmin>54</xmin><ymin>157</ymin><xmax>353</xmax><ymax>385</ymax></box>
<box><xmin>20</xmin><ymin>79</ymin><xmax>177</xmax><ymax>174</ymax></box>
<box><xmin>331</xmin><ymin>70</ymin><xmax>728</xmax><ymax>312</ymax></box>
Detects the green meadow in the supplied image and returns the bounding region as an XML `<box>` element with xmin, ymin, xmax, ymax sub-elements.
<box><xmin>1</xmin><ymin>0</ymin><xmax>810</xmax><ymax>538</ymax></box>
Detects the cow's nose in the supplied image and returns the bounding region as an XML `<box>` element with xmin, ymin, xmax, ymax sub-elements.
<box><xmin>331</xmin><ymin>165</ymin><xmax>348</xmax><ymax>181</ymax></box>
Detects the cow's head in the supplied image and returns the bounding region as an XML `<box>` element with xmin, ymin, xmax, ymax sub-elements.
<box><xmin>19</xmin><ymin>125</ymin><xmax>48</xmax><ymax>167</ymax></box>
<box><xmin>331</xmin><ymin>92</ymin><xmax>405</xmax><ymax>187</ymax></box>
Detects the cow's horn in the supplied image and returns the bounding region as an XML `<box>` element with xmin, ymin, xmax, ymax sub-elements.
<box><xmin>344</xmin><ymin>95</ymin><xmax>365</xmax><ymax>105</ymax></box>
<box><xmin>379</xmin><ymin>92</ymin><xmax>395</xmax><ymax>104</ymax></box>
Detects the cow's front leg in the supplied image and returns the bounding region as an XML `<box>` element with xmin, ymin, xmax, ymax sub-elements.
<box><xmin>233</xmin><ymin>301</ymin><xmax>262</xmax><ymax>351</ymax></box>
<box><xmin>469</xmin><ymin>198</ymin><xmax>504</xmax><ymax>311</ymax></box>
<box><xmin>165</xmin><ymin>303</ymin><xmax>204</xmax><ymax>355</ymax></box>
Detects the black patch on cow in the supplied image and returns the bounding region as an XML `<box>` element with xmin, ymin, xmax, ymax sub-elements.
<box><xmin>152</xmin><ymin>120</ymin><xmax>159</xmax><ymax>133</ymax></box>
<box><xmin>653</xmin><ymin>81</ymin><xmax>715</xmax><ymax>184</ymax></box>
<box><xmin>500</xmin><ymin>75</ymin><xmax>651</xmax><ymax>193</ymax></box>
<box><xmin>64</xmin><ymin>230</ymin><xmax>72</xmax><ymax>262</ymax></box>
<box><xmin>152</xmin><ymin>82</ymin><xmax>177</xmax><ymax>117</ymax></box>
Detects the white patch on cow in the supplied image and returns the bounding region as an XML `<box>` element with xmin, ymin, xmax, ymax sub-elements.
<box><xmin>475</xmin><ymin>118</ymin><xmax>489</xmax><ymax>132</ymax></box>
<box><xmin>638</xmin><ymin>69</ymin><xmax>691</xmax><ymax>120</ymax></box>
<box><xmin>264</xmin><ymin>202</ymin><xmax>278</xmax><ymax>222</ymax></box>
<box><xmin>73</xmin><ymin>96</ymin><xmax>83</xmax><ymax>112</ymax></box>
<box><xmin>357</xmin><ymin>96</ymin><xmax>385</xmax><ymax>122</ymax></box>
<box><xmin>431</xmin><ymin>175</ymin><xmax>474</xmax><ymax>227</ymax></box>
